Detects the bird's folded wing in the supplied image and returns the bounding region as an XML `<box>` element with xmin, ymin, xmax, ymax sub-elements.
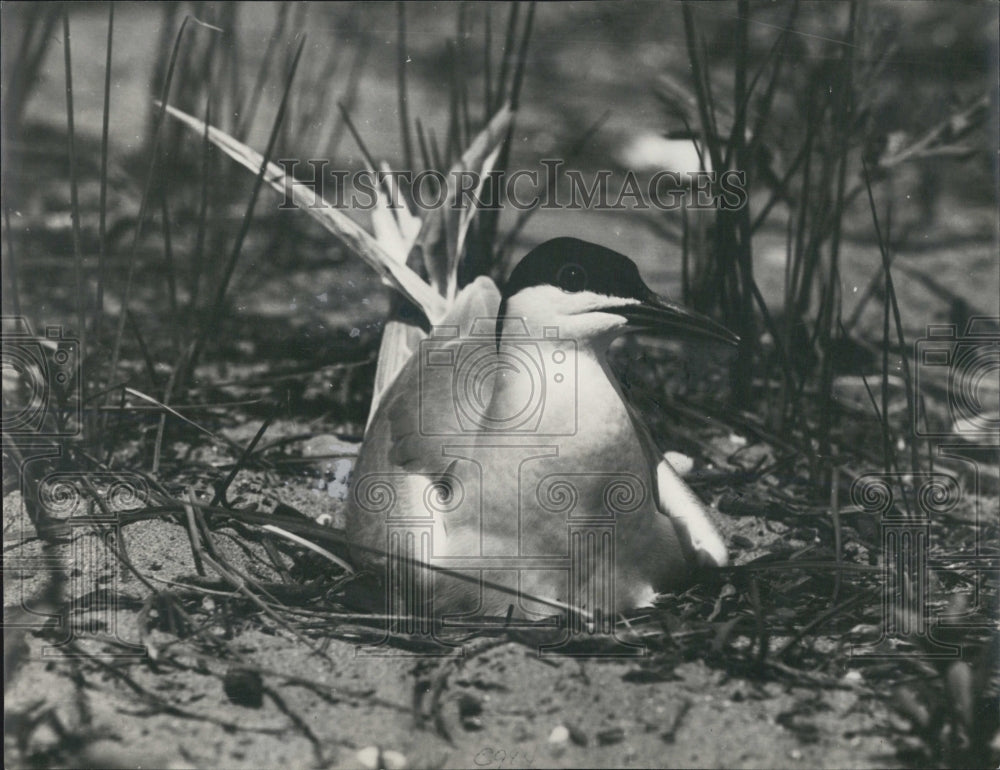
<box><xmin>655</xmin><ymin>458</ymin><xmax>729</xmax><ymax>568</ymax></box>
<box><xmin>375</xmin><ymin>276</ymin><xmax>502</xmax><ymax>477</ymax></box>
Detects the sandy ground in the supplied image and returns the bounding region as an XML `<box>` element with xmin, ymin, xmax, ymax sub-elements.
<box><xmin>4</xmin><ymin>484</ymin><xmax>904</xmax><ymax>770</ymax></box>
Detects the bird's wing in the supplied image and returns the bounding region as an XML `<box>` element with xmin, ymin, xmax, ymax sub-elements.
<box><xmin>655</xmin><ymin>457</ymin><xmax>729</xmax><ymax>568</ymax></box>
<box><xmin>620</xmin><ymin>394</ymin><xmax>729</xmax><ymax>569</ymax></box>
<box><xmin>347</xmin><ymin>277</ymin><xmax>501</xmax><ymax>565</ymax></box>
<box><xmin>373</xmin><ymin>275</ymin><xmax>502</xmax><ymax>477</ymax></box>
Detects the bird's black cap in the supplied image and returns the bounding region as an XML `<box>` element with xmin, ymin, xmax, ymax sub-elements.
<box><xmin>500</xmin><ymin>237</ymin><xmax>654</xmax><ymax>304</ymax></box>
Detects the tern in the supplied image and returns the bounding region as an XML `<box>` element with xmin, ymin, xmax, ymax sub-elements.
<box><xmin>346</xmin><ymin>237</ymin><xmax>737</xmax><ymax>621</ymax></box>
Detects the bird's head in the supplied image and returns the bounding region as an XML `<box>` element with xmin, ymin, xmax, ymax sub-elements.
<box><xmin>497</xmin><ymin>237</ymin><xmax>738</xmax><ymax>348</ymax></box>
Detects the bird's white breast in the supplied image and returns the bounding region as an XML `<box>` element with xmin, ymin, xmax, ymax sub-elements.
<box><xmin>346</xmin><ymin>317</ymin><xmax>694</xmax><ymax>619</ymax></box>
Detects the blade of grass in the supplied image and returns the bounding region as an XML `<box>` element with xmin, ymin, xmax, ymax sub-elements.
<box><xmin>302</xmin><ymin>24</ymin><xmax>345</xmax><ymax>159</ymax></box>
<box><xmin>189</xmin><ymin>98</ymin><xmax>212</xmax><ymax>313</ymax></box>
<box><xmin>62</xmin><ymin>8</ymin><xmax>87</xmax><ymax>397</ymax></box>
<box><xmin>396</xmin><ymin>2</ymin><xmax>415</xmax><ymax>173</ymax></box>
<box><xmin>191</xmin><ymin>497</ymin><xmax>223</xmax><ymax>564</ymax></box>
<box><xmin>817</xmin><ymin>2</ymin><xmax>857</xmax><ymax>486</ymax></box>
<box><xmin>724</xmin><ymin>0</ymin><xmax>750</xmax><ymax>173</ymax></box>
<box><xmin>494</xmin><ymin>2</ymin><xmax>520</xmax><ymax>114</ymax></box>
<box><xmin>159</xmin><ymin>188</ymin><xmax>180</xmax><ymax>355</ymax></box>
<box><xmin>224</xmin><ymin>2</ymin><xmax>241</xmax><ymax>135</ymax></box>
<box><xmin>751</xmin><ymin>139</ymin><xmax>809</xmax><ymax>234</ymax></box>
<box><xmin>830</xmin><ymin>462</ymin><xmax>842</xmax><ymax>602</ymax></box>
<box><xmin>235</xmin><ymin>2</ymin><xmax>290</xmax><ymax>140</ymax></box>
<box><xmin>482</xmin><ymin>4</ymin><xmax>493</xmax><ymax>123</ymax></box>
<box><xmin>427</xmin><ymin>125</ymin><xmax>445</xmax><ymax>173</ymax></box>
<box><xmin>862</xmin><ymin>157</ymin><xmax>917</xmax><ymax>475</ymax></box>
<box><xmin>681</xmin><ymin>199</ymin><xmax>690</xmax><ymax>306</ymax></box>
<box><xmin>415</xmin><ymin>117</ymin><xmax>434</xmax><ymax>172</ymax></box>
<box><xmin>748</xmin><ymin>575</ymin><xmax>769</xmax><ymax>671</ymax></box>
<box><xmin>124</xmin><ymin>386</ymin><xmax>228</xmax><ymax>444</ymax></box>
<box><xmin>744</xmin><ymin>1</ymin><xmax>799</xmax><ymax>145</ymax></box>
<box><xmin>96</xmin><ymin>2</ymin><xmax>114</xmax><ymax>349</ymax></box>
<box><xmin>478</xmin><ymin>2</ymin><xmax>534</xmax><ymax>257</ymax></box>
<box><xmin>2</xmin><ymin>204</ymin><xmax>21</xmax><ymax>319</ymax></box>
<box><xmin>336</xmin><ymin>101</ymin><xmax>400</xmax><ymax>220</ymax></box>
<box><xmin>843</xmin><ymin>251</ymin><xmax>897</xmax><ymax>334</ymax></box>
<box><xmin>210</xmin><ymin>411</ymin><xmax>275</xmax><ymax>508</ymax></box>
<box><xmin>162</xmin><ymin>104</ymin><xmax>447</xmax><ymax>323</ymax></box>
<box><xmin>505</xmin><ymin>1</ymin><xmax>534</xmax><ymax>131</ymax></box>
<box><xmin>445</xmin><ymin>39</ymin><xmax>461</xmax><ymax>166</ymax></box>
<box><xmin>182</xmin><ymin>494</ymin><xmax>208</xmax><ymax>576</ymax></box>
<box><xmin>414</xmin><ymin>103</ymin><xmax>513</xmax><ymax>296</ymax></box>
<box><xmin>260</xmin><ymin>536</ymin><xmax>294</xmax><ymax>583</ymax></box>
<box><xmin>682</xmin><ymin>4</ymin><xmax>723</xmax><ymax>175</ymax></box>
<box><xmin>324</xmin><ymin>23</ymin><xmax>370</xmax><ymax>161</ymax></box>
<box><xmin>151</xmin><ymin>364</ymin><xmax>179</xmax><ymax>475</ymax></box>
<box><xmin>457</xmin><ymin>3</ymin><xmax>472</xmax><ymax>140</ymax></box>
<box><xmin>127</xmin><ymin>309</ymin><xmax>159</xmax><ymax>392</ymax></box>
<box><xmin>5</xmin><ymin>5</ymin><xmax>41</xmax><ymax>125</ymax></box>
<box><xmin>149</xmin><ymin>2</ymin><xmax>181</xmax><ymax>137</ymax></box>
<box><xmin>6</xmin><ymin>6</ymin><xmax>59</xmax><ymax>130</ymax></box>
<box><xmin>260</xmin><ymin>525</ymin><xmax>355</xmax><ymax>574</ymax></box>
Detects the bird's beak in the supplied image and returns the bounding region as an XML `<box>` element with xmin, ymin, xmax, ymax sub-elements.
<box><xmin>616</xmin><ymin>292</ymin><xmax>740</xmax><ymax>346</ymax></box>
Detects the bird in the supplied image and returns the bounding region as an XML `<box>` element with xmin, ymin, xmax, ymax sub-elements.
<box><xmin>346</xmin><ymin>237</ymin><xmax>737</xmax><ymax>623</ymax></box>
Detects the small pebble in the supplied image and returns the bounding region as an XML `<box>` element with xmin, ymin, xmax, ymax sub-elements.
<box><xmin>356</xmin><ymin>747</ymin><xmax>407</xmax><ymax>770</ymax></box>
<box><xmin>357</xmin><ymin>747</ymin><xmax>379</xmax><ymax>769</ymax></box>
<box><xmin>548</xmin><ymin>725</ymin><xmax>570</xmax><ymax>744</ymax></box>
<box><xmin>567</xmin><ymin>724</ymin><xmax>588</xmax><ymax>746</ymax></box>
<box><xmin>596</xmin><ymin>727</ymin><xmax>625</xmax><ymax>746</ymax></box>
<box><xmin>223</xmin><ymin>667</ymin><xmax>264</xmax><ymax>709</ymax></box>
<box><xmin>327</xmin><ymin>480</ymin><xmax>350</xmax><ymax>501</ymax></box>
<box><xmin>333</xmin><ymin>458</ymin><xmax>353</xmax><ymax>483</ymax></box>
<box><xmin>458</xmin><ymin>693</ymin><xmax>484</xmax><ymax>731</ymax></box>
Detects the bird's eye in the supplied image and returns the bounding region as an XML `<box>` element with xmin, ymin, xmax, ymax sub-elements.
<box><xmin>556</xmin><ymin>263</ymin><xmax>587</xmax><ymax>293</ymax></box>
